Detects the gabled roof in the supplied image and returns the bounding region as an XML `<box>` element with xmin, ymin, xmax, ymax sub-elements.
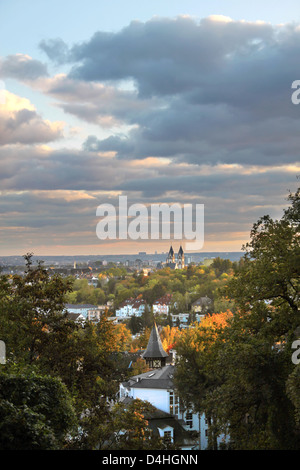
<box><xmin>142</xmin><ymin>323</ymin><xmax>169</xmax><ymax>360</ymax></box>
<box><xmin>67</xmin><ymin>312</ymin><xmax>84</xmax><ymax>321</ymax></box>
<box><xmin>191</xmin><ymin>296</ymin><xmax>212</xmax><ymax>306</ymax></box>
<box><xmin>153</xmin><ymin>294</ymin><xmax>172</xmax><ymax>305</ymax></box>
<box><xmin>122</xmin><ymin>364</ymin><xmax>175</xmax><ymax>390</ymax></box>
<box><xmin>118</xmin><ymin>395</ymin><xmax>198</xmax><ymax>448</ymax></box>
<box><xmin>118</xmin><ymin>297</ymin><xmax>146</xmax><ymax>309</ymax></box>
<box><xmin>65</xmin><ymin>303</ymin><xmax>97</xmax><ymax>309</ymax></box>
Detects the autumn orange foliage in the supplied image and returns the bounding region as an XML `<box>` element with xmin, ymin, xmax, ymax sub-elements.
<box><xmin>178</xmin><ymin>310</ymin><xmax>233</xmax><ymax>353</ymax></box>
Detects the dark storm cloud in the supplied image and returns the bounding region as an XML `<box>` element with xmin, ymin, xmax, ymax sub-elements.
<box><xmin>82</xmin><ymin>104</ymin><xmax>300</xmax><ymax>166</ymax></box>
<box><xmin>39</xmin><ymin>16</ymin><xmax>300</xmax><ymax>168</ymax></box>
<box><xmin>65</xmin><ymin>16</ymin><xmax>275</xmax><ymax>97</ymax></box>
<box><xmin>40</xmin><ymin>15</ymin><xmax>296</xmax><ymax>110</ymax></box>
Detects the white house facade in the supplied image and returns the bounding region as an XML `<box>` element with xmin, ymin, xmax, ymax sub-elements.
<box><xmin>119</xmin><ymin>323</ymin><xmax>228</xmax><ymax>449</ymax></box>
<box><xmin>65</xmin><ymin>303</ymin><xmax>98</xmax><ymax>319</ymax></box>
<box><xmin>152</xmin><ymin>294</ymin><xmax>172</xmax><ymax>315</ymax></box>
<box><xmin>115</xmin><ymin>297</ymin><xmax>147</xmax><ymax>318</ymax></box>
<box><xmin>119</xmin><ymin>364</ymin><xmax>211</xmax><ymax>449</ymax></box>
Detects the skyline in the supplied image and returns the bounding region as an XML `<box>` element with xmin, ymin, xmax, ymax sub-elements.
<box><xmin>0</xmin><ymin>2</ymin><xmax>299</xmax><ymax>256</ymax></box>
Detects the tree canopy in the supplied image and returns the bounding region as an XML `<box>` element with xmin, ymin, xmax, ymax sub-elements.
<box><xmin>175</xmin><ymin>186</ymin><xmax>300</xmax><ymax>449</ymax></box>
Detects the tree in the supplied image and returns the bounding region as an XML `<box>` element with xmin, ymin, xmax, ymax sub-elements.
<box><xmin>66</xmin><ymin>278</ymin><xmax>106</xmax><ymax>305</ymax></box>
<box><xmin>219</xmin><ymin>187</ymin><xmax>300</xmax><ymax>448</ymax></box>
<box><xmin>174</xmin><ymin>311</ymin><xmax>233</xmax><ymax>449</ymax></box>
<box><xmin>73</xmin><ymin>398</ymin><xmax>172</xmax><ymax>450</ymax></box>
<box><xmin>175</xmin><ymin>186</ymin><xmax>300</xmax><ymax>449</ymax></box>
<box><xmin>127</xmin><ymin>314</ymin><xmax>144</xmax><ymax>335</ymax></box>
<box><xmin>211</xmin><ymin>257</ymin><xmax>233</xmax><ymax>277</ymax></box>
<box><xmin>286</xmin><ymin>364</ymin><xmax>300</xmax><ymax>426</ymax></box>
<box><xmin>130</xmin><ymin>357</ymin><xmax>150</xmax><ymax>376</ymax></box>
<box><xmin>103</xmin><ymin>399</ymin><xmax>173</xmax><ymax>450</ymax></box>
<box><xmin>113</xmin><ymin>323</ymin><xmax>132</xmax><ymax>352</ymax></box>
<box><xmin>0</xmin><ymin>255</ymin><xmax>126</xmax><ymax>448</ymax></box>
<box><xmin>214</xmin><ymin>188</ymin><xmax>300</xmax><ymax>449</ymax></box>
<box><xmin>160</xmin><ymin>325</ymin><xmax>180</xmax><ymax>353</ymax></box>
<box><xmin>0</xmin><ymin>367</ymin><xmax>77</xmax><ymax>450</ymax></box>
<box><xmin>0</xmin><ymin>254</ymin><xmax>75</xmax><ymax>366</ymax></box>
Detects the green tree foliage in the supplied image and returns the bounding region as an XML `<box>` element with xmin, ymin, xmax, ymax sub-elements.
<box><xmin>65</xmin><ymin>278</ymin><xmax>105</xmax><ymax>305</ymax></box>
<box><xmin>211</xmin><ymin>257</ymin><xmax>233</xmax><ymax>276</ymax></box>
<box><xmin>70</xmin><ymin>397</ymin><xmax>172</xmax><ymax>450</ymax></box>
<box><xmin>175</xmin><ymin>186</ymin><xmax>300</xmax><ymax>449</ymax></box>
<box><xmin>0</xmin><ymin>254</ymin><xmax>75</xmax><ymax>366</ymax></box>
<box><xmin>0</xmin><ymin>255</ymin><xmax>129</xmax><ymax>449</ymax></box>
<box><xmin>174</xmin><ymin>312</ymin><xmax>232</xmax><ymax>449</ymax></box>
<box><xmin>286</xmin><ymin>364</ymin><xmax>300</xmax><ymax>426</ymax></box>
<box><xmin>101</xmin><ymin>399</ymin><xmax>175</xmax><ymax>450</ymax></box>
<box><xmin>0</xmin><ymin>368</ymin><xmax>77</xmax><ymax>450</ymax></box>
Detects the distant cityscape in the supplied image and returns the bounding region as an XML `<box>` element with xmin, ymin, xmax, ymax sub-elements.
<box><xmin>0</xmin><ymin>251</ymin><xmax>243</xmax><ymax>275</ymax></box>
<box><xmin>0</xmin><ymin>251</ymin><xmax>243</xmax><ymax>277</ymax></box>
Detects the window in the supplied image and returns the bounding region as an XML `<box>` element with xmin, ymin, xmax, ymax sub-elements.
<box><xmin>186</xmin><ymin>412</ymin><xmax>193</xmax><ymax>429</ymax></box>
<box><xmin>169</xmin><ymin>391</ymin><xmax>179</xmax><ymax>416</ymax></box>
<box><xmin>164</xmin><ymin>431</ymin><xmax>172</xmax><ymax>443</ymax></box>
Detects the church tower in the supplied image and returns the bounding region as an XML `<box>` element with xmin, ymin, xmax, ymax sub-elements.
<box><xmin>142</xmin><ymin>323</ymin><xmax>169</xmax><ymax>369</ymax></box>
<box><xmin>177</xmin><ymin>245</ymin><xmax>185</xmax><ymax>269</ymax></box>
<box><xmin>166</xmin><ymin>245</ymin><xmax>175</xmax><ymax>265</ymax></box>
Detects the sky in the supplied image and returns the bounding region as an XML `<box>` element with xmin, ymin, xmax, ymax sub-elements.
<box><xmin>0</xmin><ymin>0</ymin><xmax>299</xmax><ymax>256</ymax></box>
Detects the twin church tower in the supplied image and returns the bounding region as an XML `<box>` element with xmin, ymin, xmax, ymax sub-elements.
<box><xmin>166</xmin><ymin>245</ymin><xmax>185</xmax><ymax>269</ymax></box>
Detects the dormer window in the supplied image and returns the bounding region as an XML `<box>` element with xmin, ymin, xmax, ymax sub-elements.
<box><xmin>163</xmin><ymin>430</ymin><xmax>172</xmax><ymax>444</ymax></box>
<box><xmin>157</xmin><ymin>425</ymin><xmax>174</xmax><ymax>444</ymax></box>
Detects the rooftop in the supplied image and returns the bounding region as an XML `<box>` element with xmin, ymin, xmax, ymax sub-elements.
<box><xmin>122</xmin><ymin>364</ymin><xmax>175</xmax><ymax>390</ymax></box>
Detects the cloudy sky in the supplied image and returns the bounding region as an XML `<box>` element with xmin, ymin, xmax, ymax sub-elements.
<box><xmin>0</xmin><ymin>0</ymin><xmax>299</xmax><ymax>256</ymax></box>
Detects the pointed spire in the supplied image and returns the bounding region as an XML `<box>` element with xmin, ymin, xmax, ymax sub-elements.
<box><xmin>166</xmin><ymin>245</ymin><xmax>175</xmax><ymax>265</ymax></box>
<box><xmin>142</xmin><ymin>323</ymin><xmax>168</xmax><ymax>368</ymax></box>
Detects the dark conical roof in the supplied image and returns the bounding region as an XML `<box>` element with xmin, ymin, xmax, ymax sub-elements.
<box><xmin>142</xmin><ymin>323</ymin><xmax>169</xmax><ymax>359</ymax></box>
<box><xmin>168</xmin><ymin>246</ymin><xmax>174</xmax><ymax>256</ymax></box>
<box><xmin>178</xmin><ymin>245</ymin><xmax>184</xmax><ymax>256</ymax></box>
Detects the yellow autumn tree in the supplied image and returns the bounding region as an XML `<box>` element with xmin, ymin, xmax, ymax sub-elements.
<box><xmin>174</xmin><ymin>310</ymin><xmax>233</xmax><ymax>449</ymax></box>
<box><xmin>113</xmin><ymin>323</ymin><xmax>132</xmax><ymax>352</ymax></box>
<box><xmin>160</xmin><ymin>325</ymin><xmax>181</xmax><ymax>353</ymax></box>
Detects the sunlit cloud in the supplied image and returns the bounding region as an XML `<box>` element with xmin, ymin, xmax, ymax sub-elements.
<box><xmin>0</xmin><ymin>15</ymin><xmax>299</xmax><ymax>254</ymax></box>
<box><xmin>0</xmin><ymin>91</ymin><xmax>64</xmax><ymax>145</ymax></box>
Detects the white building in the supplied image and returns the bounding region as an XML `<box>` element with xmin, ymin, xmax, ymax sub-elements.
<box><xmin>65</xmin><ymin>303</ymin><xmax>98</xmax><ymax>319</ymax></box>
<box><xmin>88</xmin><ymin>276</ymin><xmax>99</xmax><ymax>288</ymax></box>
<box><xmin>119</xmin><ymin>323</ymin><xmax>228</xmax><ymax>449</ymax></box>
<box><xmin>171</xmin><ymin>312</ymin><xmax>205</xmax><ymax>328</ymax></box>
<box><xmin>87</xmin><ymin>305</ymin><xmax>107</xmax><ymax>322</ymax></box>
<box><xmin>152</xmin><ymin>294</ymin><xmax>172</xmax><ymax>315</ymax></box>
<box><xmin>115</xmin><ymin>297</ymin><xmax>147</xmax><ymax>318</ymax></box>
